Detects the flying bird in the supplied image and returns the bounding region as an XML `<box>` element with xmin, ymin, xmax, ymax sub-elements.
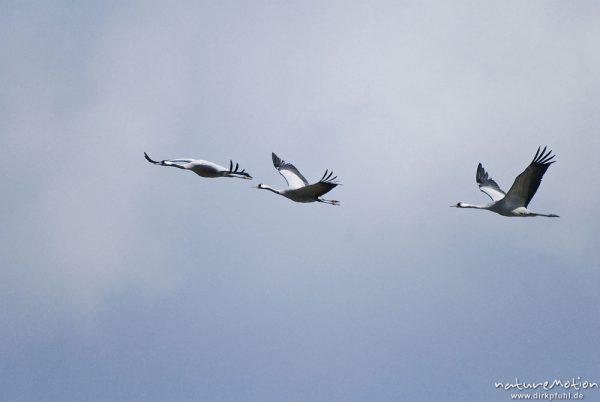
<box><xmin>144</xmin><ymin>152</ymin><xmax>252</xmax><ymax>179</ymax></box>
<box><xmin>452</xmin><ymin>146</ymin><xmax>559</xmax><ymax>217</ymax></box>
<box><xmin>256</xmin><ymin>153</ymin><xmax>341</xmax><ymax>205</ymax></box>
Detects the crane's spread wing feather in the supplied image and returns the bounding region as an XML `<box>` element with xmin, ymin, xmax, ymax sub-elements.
<box><xmin>144</xmin><ymin>152</ymin><xmax>162</xmax><ymax>164</ymax></box>
<box><xmin>226</xmin><ymin>159</ymin><xmax>252</xmax><ymax>179</ymax></box>
<box><xmin>476</xmin><ymin>163</ymin><xmax>505</xmax><ymax>201</ymax></box>
<box><xmin>503</xmin><ymin>146</ymin><xmax>556</xmax><ymax>208</ymax></box>
<box><xmin>272</xmin><ymin>152</ymin><xmax>309</xmax><ymax>189</ymax></box>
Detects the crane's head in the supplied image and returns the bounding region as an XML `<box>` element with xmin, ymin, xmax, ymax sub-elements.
<box><xmin>451</xmin><ymin>202</ymin><xmax>464</xmax><ymax>208</ymax></box>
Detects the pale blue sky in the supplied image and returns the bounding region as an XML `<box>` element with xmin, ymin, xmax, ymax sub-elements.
<box><xmin>1</xmin><ymin>1</ymin><xmax>599</xmax><ymax>401</ymax></box>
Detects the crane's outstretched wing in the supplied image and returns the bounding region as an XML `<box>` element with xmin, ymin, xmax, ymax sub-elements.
<box><xmin>144</xmin><ymin>152</ymin><xmax>194</xmax><ymax>166</ymax></box>
<box><xmin>144</xmin><ymin>152</ymin><xmax>163</xmax><ymax>165</ymax></box>
<box><xmin>272</xmin><ymin>152</ymin><xmax>309</xmax><ymax>189</ymax></box>
<box><xmin>476</xmin><ymin>163</ymin><xmax>505</xmax><ymax>201</ymax></box>
<box><xmin>503</xmin><ymin>146</ymin><xmax>556</xmax><ymax>207</ymax></box>
<box><xmin>296</xmin><ymin>169</ymin><xmax>340</xmax><ymax>197</ymax></box>
<box><xmin>168</xmin><ymin>159</ymin><xmax>195</xmax><ymax>163</ymax></box>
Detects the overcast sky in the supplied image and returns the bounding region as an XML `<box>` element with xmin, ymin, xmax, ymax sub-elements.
<box><xmin>1</xmin><ymin>1</ymin><xmax>599</xmax><ymax>401</ymax></box>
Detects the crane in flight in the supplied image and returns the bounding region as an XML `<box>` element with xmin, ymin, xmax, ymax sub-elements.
<box><xmin>256</xmin><ymin>153</ymin><xmax>341</xmax><ymax>205</ymax></box>
<box><xmin>144</xmin><ymin>152</ymin><xmax>252</xmax><ymax>179</ymax></box>
<box><xmin>452</xmin><ymin>146</ymin><xmax>559</xmax><ymax>217</ymax></box>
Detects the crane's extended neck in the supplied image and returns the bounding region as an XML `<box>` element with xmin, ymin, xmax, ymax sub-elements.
<box><xmin>257</xmin><ymin>184</ymin><xmax>282</xmax><ymax>195</ymax></box>
<box><xmin>453</xmin><ymin>202</ymin><xmax>489</xmax><ymax>209</ymax></box>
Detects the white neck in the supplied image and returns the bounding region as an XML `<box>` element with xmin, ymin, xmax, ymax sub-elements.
<box><xmin>457</xmin><ymin>203</ymin><xmax>489</xmax><ymax>209</ymax></box>
<box><xmin>259</xmin><ymin>185</ymin><xmax>282</xmax><ymax>195</ymax></box>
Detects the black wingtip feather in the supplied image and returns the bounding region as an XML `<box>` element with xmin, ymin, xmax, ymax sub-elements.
<box><xmin>532</xmin><ymin>146</ymin><xmax>556</xmax><ymax>166</ymax></box>
<box><xmin>272</xmin><ymin>152</ymin><xmax>281</xmax><ymax>168</ymax></box>
<box><xmin>144</xmin><ymin>152</ymin><xmax>159</xmax><ymax>164</ymax></box>
<box><xmin>533</xmin><ymin>146</ymin><xmax>541</xmax><ymax>162</ymax></box>
<box><xmin>318</xmin><ymin>169</ymin><xmax>340</xmax><ymax>185</ymax></box>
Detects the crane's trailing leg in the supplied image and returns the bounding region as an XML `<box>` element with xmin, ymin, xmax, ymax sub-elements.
<box><xmin>318</xmin><ymin>198</ymin><xmax>340</xmax><ymax>206</ymax></box>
